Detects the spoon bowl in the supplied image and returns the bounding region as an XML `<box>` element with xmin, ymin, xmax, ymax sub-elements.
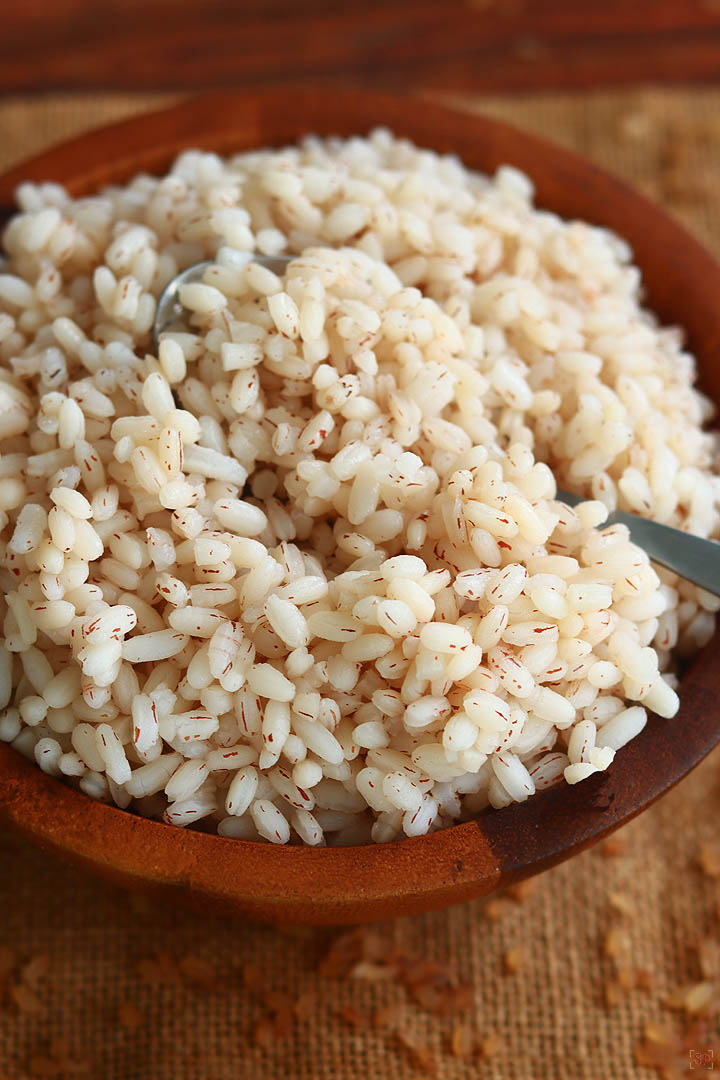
<box><xmin>152</xmin><ymin>254</ymin><xmax>292</xmax><ymax>349</ymax></box>
<box><xmin>1</xmin><ymin>88</ymin><xmax>719</xmax><ymax>924</ymax></box>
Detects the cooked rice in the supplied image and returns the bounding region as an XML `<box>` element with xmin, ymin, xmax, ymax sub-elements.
<box><xmin>1</xmin><ymin>129</ymin><xmax>719</xmax><ymax>845</ymax></box>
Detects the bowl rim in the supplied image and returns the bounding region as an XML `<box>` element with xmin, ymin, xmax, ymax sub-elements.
<box><xmin>1</xmin><ymin>87</ymin><xmax>719</xmax><ymax>924</ymax></box>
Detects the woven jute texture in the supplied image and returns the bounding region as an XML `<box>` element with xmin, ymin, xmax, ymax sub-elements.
<box><xmin>2</xmin><ymin>90</ymin><xmax>720</xmax><ymax>1080</ymax></box>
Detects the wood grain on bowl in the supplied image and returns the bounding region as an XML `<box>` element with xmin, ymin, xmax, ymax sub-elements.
<box><xmin>1</xmin><ymin>89</ymin><xmax>719</xmax><ymax>924</ymax></box>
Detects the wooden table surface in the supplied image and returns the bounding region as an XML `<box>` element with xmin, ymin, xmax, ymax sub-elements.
<box><xmin>5</xmin><ymin>0</ymin><xmax>720</xmax><ymax>95</ymax></box>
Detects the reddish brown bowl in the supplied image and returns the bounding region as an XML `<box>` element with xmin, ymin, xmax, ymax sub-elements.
<box><xmin>1</xmin><ymin>89</ymin><xmax>719</xmax><ymax>925</ymax></box>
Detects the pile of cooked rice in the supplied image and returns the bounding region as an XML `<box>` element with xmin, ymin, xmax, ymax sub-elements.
<box><xmin>0</xmin><ymin>129</ymin><xmax>718</xmax><ymax>845</ymax></box>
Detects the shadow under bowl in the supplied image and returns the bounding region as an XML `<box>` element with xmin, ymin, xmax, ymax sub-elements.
<box><xmin>1</xmin><ymin>88</ymin><xmax>719</xmax><ymax>925</ymax></box>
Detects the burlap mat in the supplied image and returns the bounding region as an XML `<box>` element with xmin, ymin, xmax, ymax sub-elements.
<box><xmin>2</xmin><ymin>91</ymin><xmax>720</xmax><ymax>1080</ymax></box>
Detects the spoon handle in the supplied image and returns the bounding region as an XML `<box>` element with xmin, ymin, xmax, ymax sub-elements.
<box><xmin>557</xmin><ymin>491</ymin><xmax>720</xmax><ymax>597</ymax></box>
<box><xmin>604</xmin><ymin>511</ymin><xmax>720</xmax><ymax>597</ymax></box>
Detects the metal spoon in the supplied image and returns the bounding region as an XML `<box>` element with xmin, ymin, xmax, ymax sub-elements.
<box><xmin>558</xmin><ymin>489</ymin><xmax>720</xmax><ymax>597</ymax></box>
<box><xmin>152</xmin><ymin>253</ymin><xmax>292</xmax><ymax>350</ymax></box>
<box><xmin>152</xmin><ymin>271</ymin><xmax>720</xmax><ymax>598</ymax></box>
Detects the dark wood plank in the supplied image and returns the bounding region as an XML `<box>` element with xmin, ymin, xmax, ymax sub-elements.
<box><xmin>5</xmin><ymin>0</ymin><xmax>720</xmax><ymax>93</ymax></box>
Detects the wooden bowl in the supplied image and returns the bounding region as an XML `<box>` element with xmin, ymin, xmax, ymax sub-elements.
<box><xmin>1</xmin><ymin>89</ymin><xmax>719</xmax><ymax>925</ymax></box>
